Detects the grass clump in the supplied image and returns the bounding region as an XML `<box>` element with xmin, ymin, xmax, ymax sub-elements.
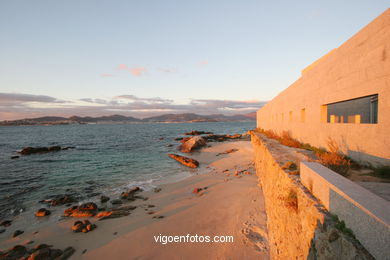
<box><xmin>331</xmin><ymin>214</ymin><xmax>356</xmax><ymax>239</ymax></box>
<box><xmin>317</xmin><ymin>138</ymin><xmax>351</xmax><ymax>177</ymax></box>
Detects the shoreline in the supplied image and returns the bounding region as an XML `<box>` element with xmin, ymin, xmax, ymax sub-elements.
<box><xmin>0</xmin><ymin>140</ymin><xmax>269</xmax><ymax>259</ymax></box>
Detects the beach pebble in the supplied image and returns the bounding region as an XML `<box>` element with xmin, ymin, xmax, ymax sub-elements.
<box><xmin>152</xmin><ymin>215</ymin><xmax>165</xmax><ymax>219</ymax></box>
<box><xmin>111</xmin><ymin>199</ymin><xmax>123</xmax><ymax>205</ymax></box>
<box><xmin>72</xmin><ymin>220</ymin><xmax>96</xmax><ymax>233</ymax></box>
<box><xmin>121</xmin><ymin>187</ymin><xmax>142</xmax><ymax>200</ymax></box>
<box><xmin>11</xmin><ymin>155</ymin><xmax>20</xmax><ymax>159</ymax></box>
<box><xmin>153</xmin><ymin>187</ymin><xmax>162</xmax><ymax>193</ymax></box>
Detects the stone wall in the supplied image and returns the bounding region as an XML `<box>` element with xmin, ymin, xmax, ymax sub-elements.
<box><xmin>250</xmin><ymin>132</ymin><xmax>374</xmax><ymax>259</ymax></box>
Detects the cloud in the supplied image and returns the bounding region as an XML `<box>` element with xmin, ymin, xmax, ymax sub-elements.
<box><xmin>116</xmin><ymin>95</ymin><xmax>173</xmax><ymax>104</ymax></box>
<box><xmin>117</xmin><ymin>64</ymin><xmax>147</xmax><ymax>76</ymax></box>
<box><xmin>157</xmin><ymin>67</ymin><xmax>176</xmax><ymax>73</ymax></box>
<box><xmin>101</xmin><ymin>73</ymin><xmax>114</xmax><ymax>77</ymax></box>
<box><xmin>0</xmin><ymin>93</ymin><xmax>66</xmax><ymax>104</ymax></box>
<box><xmin>0</xmin><ymin>93</ymin><xmax>266</xmax><ymax>120</ymax></box>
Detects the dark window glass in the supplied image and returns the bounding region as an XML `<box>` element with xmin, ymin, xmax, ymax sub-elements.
<box><xmin>327</xmin><ymin>94</ymin><xmax>378</xmax><ymax>124</ymax></box>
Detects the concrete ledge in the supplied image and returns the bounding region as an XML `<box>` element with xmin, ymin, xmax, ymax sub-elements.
<box><xmin>301</xmin><ymin>161</ymin><xmax>390</xmax><ymax>260</ymax></box>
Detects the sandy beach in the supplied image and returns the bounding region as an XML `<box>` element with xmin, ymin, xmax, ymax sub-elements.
<box><xmin>0</xmin><ymin>140</ymin><xmax>269</xmax><ymax>259</ymax></box>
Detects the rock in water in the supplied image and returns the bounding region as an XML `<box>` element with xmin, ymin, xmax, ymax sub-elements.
<box><xmin>168</xmin><ymin>154</ymin><xmax>199</xmax><ymax>168</ymax></box>
<box><xmin>35</xmin><ymin>208</ymin><xmax>51</xmax><ymax>217</ymax></box>
<box><xmin>180</xmin><ymin>136</ymin><xmax>206</xmax><ymax>153</ymax></box>
<box><xmin>64</xmin><ymin>202</ymin><xmax>98</xmax><ymax>217</ymax></box>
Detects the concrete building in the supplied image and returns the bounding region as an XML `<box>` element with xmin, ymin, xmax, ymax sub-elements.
<box><xmin>257</xmin><ymin>8</ymin><xmax>390</xmax><ymax>166</ymax></box>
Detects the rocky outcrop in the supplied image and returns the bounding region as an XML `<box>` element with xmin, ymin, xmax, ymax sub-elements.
<box><xmin>64</xmin><ymin>202</ymin><xmax>98</xmax><ymax>217</ymax></box>
<box><xmin>250</xmin><ymin>132</ymin><xmax>374</xmax><ymax>259</ymax></box>
<box><xmin>19</xmin><ymin>146</ymin><xmax>74</xmax><ymax>155</ymax></box>
<box><xmin>35</xmin><ymin>208</ymin><xmax>51</xmax><ymax>217</ymax></box>
<box><xmin>180</xmin><ymin>136</ymin><xmax>206</xmax><ymax>153</ymax></box>
<box><xmin>168</xmin><ymin>154</ymin><xmax>199</xmax><ymax>168</ymax></box>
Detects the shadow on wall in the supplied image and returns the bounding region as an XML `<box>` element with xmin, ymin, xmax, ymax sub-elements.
<box><xmin>347</xmin><ymin>150</ymin><xmax>390</xmax><ymax>167</ymax></box>
<box><xmin>307</xmin><ymin>217</ymin><xmax>374</xmax><ymax>260</ymax></box>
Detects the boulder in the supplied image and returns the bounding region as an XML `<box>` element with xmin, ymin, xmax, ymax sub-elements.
<box><xmin>168</xmin><ymin>154</ymin><xmax>199</xmax><ymax>168</ymax></box>
<box><xmin>64</xmin><ymin>202</ymin><xmax>98</xmax><ymax>217</ymax></box>
<box><xmin>120</xmin><ymin>187</ymin><xmax>142</xmax><ymax>200</ymax></box>
<box><xmin>2</xmin><ymin>245</ymin><xmax>27</xmax><ymax>259</ymax></box>
<box><xmin>71</xmin><ymin>220</ymin><xmax>96</xmax><ymax>233</ymax></box>
<box><xmin>61</xmin><ymin>247</ymin><xmax>75</xmax><ymax>259</ymax></box>
<box><xmin>180</xmin><ymin>136</ymin><xmax>206</xmax><ymax>153</ymax></box>
<box><xmin>35</xmin><ymin>208</ymin><xmax>51</xmax><ymax>217</ymax></box>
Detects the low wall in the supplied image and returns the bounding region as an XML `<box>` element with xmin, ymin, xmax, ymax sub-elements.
<box><xmin>250</xmin><ymin>132</ymin><xmax>374</xmax><ymax>259</ymax></box>
<box><xmin>301</xmin><ymin>162</ymin><xmax>390</xmax><ymax>260</ymax></box>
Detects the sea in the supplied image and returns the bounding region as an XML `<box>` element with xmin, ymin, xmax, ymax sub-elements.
<box><xmin>0</xmin><ymin>122</ymin><xmax>255</xmax><ymax>227</ymax></box>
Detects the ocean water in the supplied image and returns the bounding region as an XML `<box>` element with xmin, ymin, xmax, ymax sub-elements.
<box><xmin>0</xmin><ymin>122</ymin><xmax>255</xmax><ymax>222</ymax></box>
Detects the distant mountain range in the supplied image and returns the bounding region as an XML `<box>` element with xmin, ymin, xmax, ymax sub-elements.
<box><xmin>0</xmin><ymin>112</ymin><xmax>256</xmax><ymax>126</ymax></box>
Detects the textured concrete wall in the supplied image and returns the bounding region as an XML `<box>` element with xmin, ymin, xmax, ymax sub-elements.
<box><xmin>250</xmin><ymin>132</ymin><xmax>374</xmax><ymax>259</ymax></box>
<box><xmin>300</xmin><ymin>162</ymin><xmax>390</xmax><ymax>260</ymax></box>
<box><xmin>257</xmin><ymin>9</ymin><xmax>390</xmax><ymax>166</ymax></box>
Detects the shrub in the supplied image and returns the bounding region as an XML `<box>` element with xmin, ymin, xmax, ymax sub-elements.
<box><xmin>317</xmin><ymin>138</ymin><xmax>351</xmax><ymax>177</ymax></box>
<box><xmin>373</xmin><ymin>166</ymin><xmax>390</xmax><ymax>179</ymax></box>
<box><xmin>279</xmin><ymin>131</ymin><xmax>302</xmax><ymax>148</ymax></box>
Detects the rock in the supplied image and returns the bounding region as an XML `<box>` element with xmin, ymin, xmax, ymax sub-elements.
<box><xmin>192</xmin><ymin>188</ymin><xmax>203</xmax><ymax>194</ymax></box>
<box><xmin>35</xmin><ymin>208</ymin><xmax>51</xmax><ymax>217</ymax></box>
<box><xmin>29</xmin><ymin>247</ymin><xmax>51</xmax><ymax>259</ymax></box>
<box><xmin>2</xmin><ymin>245</ymin><xmax>27</xmax><ymax>259</ymax></box>
<box><xmin>0</xmin><ymin>229</ymin><xmax>5</xmax><ymax>234</ymax></box>
<box><xmin>11</xmin><ymin>155</ymin><xmax>20</xmax><ymax>159</ymax></box>
<box><xmin>166</xmin><ymin>144</ymin><xmax>174</xmax><ymax>147</ymax></box>
<box><xmin>49</xmin><ymin>248</ymin><xmax>63</xmax><ymax>258</ymax></box>
<box><xmin>153</xmin><ymin>187</ymin><xmax>162</xmax><ymax>193</ymax></box>
<box><xmin>111</xmin><ymin>199</ymin><xmax>123</xmax><ymax>205</ymax></box>
<box><xmin>97</xmin><ymin>210</ymin><xmax>130</xmax><ymax>220</ymax></box>
<box><xmin>179</xmin><ymin>137</ymin><xmax>191</xmax><ymax>144</ymax></box>
<box><xmin>159</xmin><ymin>137</ymin><xmax>164</xmax><ymax>140</ymax></box>
<box><xmin>216</xmin><ymin>148</ymin><xmax>239</xmax><ymax>156</ymax></box>
<box><xmin>168</xmin><ymin>154</ymin><xmax>199</xmax><ymax>168</ymax></box>
<box><xmin>328</xmin><ymin>230</ymin><xmax>340</xmax><ymax>242</ymax></box>
<box><xmin>0</xmin><ymin>220</ymin><xmax>12</xmax><ymax>227</ymax></box>
<box><xmin>180</xmin><ymin>136</ymin><xmax>206</xmax><ymax>153</ymax></box>
<box><xmin>184</xmin><ymin>130</ymin><xmax>213</xmax><ymax>135</ymax></box>
<box><xmin>100</xmin><ymin>195</ymin><xmax>110</xmax><ymax>203</ymax></box>
<box><xmin>64</xmin><ymin>202</ymin><xmax>98</xmax><ymax>217</ymax></box>
<box><xmin>40</xmin><ymin>195</ymin><xmax>77</xmax><ymax>206</ymax></box>
<box><xmin>121</xmin><ymin>187</ymin><xmax>142</xmax><ymax>200</ymax></box>
<box><xmin>174</xmin><ymin>137</ymin><xmax>184</xmax><ymax>141</ymax></box>
<box><xmin>13</xmin><ymin>230</ymin><xmax>24</xmax><ymax>237</ymax></box>
<box><xmin>152</xmin><ymin>215</ymin><xmax>165</xmax><ymax>219</ymax></box>
<box><xmin>61</xmin><ymin>247</ymin><xmax>75</xmax><ymax>260</ymax></box>
<box><xmin>19</xmin><ymin>146</ymin><xmax>63</xmax><ymax>155</ymax></box>
<box><xmin>72</xmin><ymin>220</ymin><xmax>96</xmax><ymax>233</ymax></box>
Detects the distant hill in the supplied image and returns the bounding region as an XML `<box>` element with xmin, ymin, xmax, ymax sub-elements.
<box><xmin>0</xmin><ymin>112</ymin><xmax>256</xmax><ymax>126</ymax></box>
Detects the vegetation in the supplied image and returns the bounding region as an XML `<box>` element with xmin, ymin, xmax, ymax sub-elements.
<box><xmin>372</xmin><ymin>166</ymin><xmax>390</xmax><ymax>179</ymax></box>
<box><xmin>285</xmin><ymin>189</ymin><xmax>298</xmax><ymax>212</ymax></box>
<box><xmin>255</xmin><ymin>128</ymin><xmax>351</xmax><ymax>177</ymax></box>
<box><xmin>331</xmin><ymin>214</ymin><xmax>356</xmax><ymax>239</ymax></box>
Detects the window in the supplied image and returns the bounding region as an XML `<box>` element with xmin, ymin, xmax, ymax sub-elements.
<box><xmin>289</xmin><ymin>111</ymin><xmax>293</xmax><ymax>122</ymax></box>
<box><xmin>300</xmin><ymin>108</ymin><xmax>305</xmax><ymax>123</ymax></box>
<box><xmin>326</xmin><ymin>94</ymin><xmax>378</xmax><ymax>124</ymax></box>
<box><xmin>281</xmin><ymin>113</ymin><xmax>284</xmax><ymax>122</ymax></box>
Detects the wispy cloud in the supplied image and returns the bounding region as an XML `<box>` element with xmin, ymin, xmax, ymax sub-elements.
<box><xmin>117</xmin><ymin>64</ymin><xmax>147</xmax><ymax>76</ymax></box>
<box><xmin>157</xmin><ymin>67</ymin><xmax>177</xmax><ymax>73</ymax></box>
<box><xmin>101</xmin><ymin>73</ymin><xmax>114</xmax><ymax>77</ymax></box>
<box><xmin>0</xmin><ymin>93</ymin><xmax>66</xmax><ymax>104</ymax></box>
<box><xmin>0</xmin><ymin>92</ymin><xmax>266</xmax><ymax>120</ymax></box>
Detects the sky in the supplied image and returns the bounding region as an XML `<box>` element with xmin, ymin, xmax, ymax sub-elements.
<box><xmin>0</xmin><ymin>0</ymin><xmax>388</xmax><ymax>120</ymax></box>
